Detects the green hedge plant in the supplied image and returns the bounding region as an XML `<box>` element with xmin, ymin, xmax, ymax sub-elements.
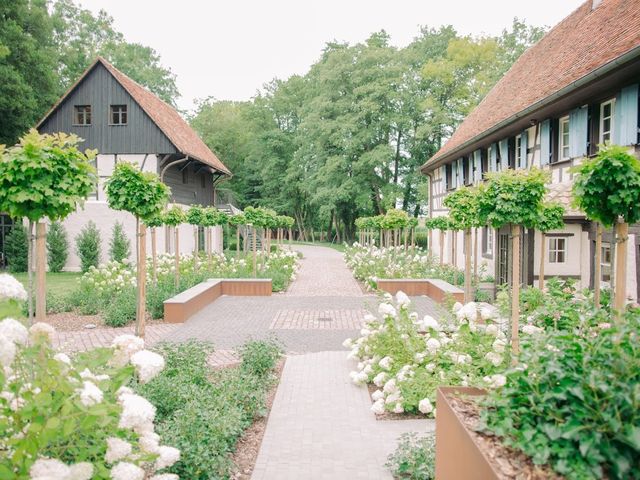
<box><xmin>46</xmin><ymin>222</ymin><xmax>69</xmax><ymax>272</ymax></box>
<box><xmin>75</xmin><ymin>221</ymin><xmax>101</xmax><ymax>273</ymax></box>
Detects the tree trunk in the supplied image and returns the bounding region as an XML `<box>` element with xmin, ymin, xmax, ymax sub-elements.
<box><xmin>614</xmin><ymin>221</ymin><xmax>628</xmax><ymax>318</ymax></box>
<box><xmin>27</xmin><ymin>220</ymin><xmax>33</xmax><ymax>324</ymax></box>
<box><xmin>473</xmin><ymin>227</ymin><xmax>478</xmax><ymax>281</ymax></box>
<box><xmin>35</xmin><ymin>221</ymin><xmax>46</xmax><ymax>322</ymax></box>
<box><xmin>539</xmin><ymin>232</ymin><xmax>546</xmax><ymax>290</ymax></box>
<box><xmin>428</xmin><ymin>228</ymin><xmax>433</xmax><ymax>254</ymax></box>
<box><xmin>174</xmin><ymin>226</ymin><xmax>180</xmax><ymax>289</ymax></box>
<box><xmin>136</xmin><ymin>220</ymin><xmax>146</xmax><ymax>338</ymax></box>
<box><xmin>236</xmin><ymin>226</ymin><xmax>240</xmax><ymax>258</ymax></box>
<box><xmin>511</xmin><ymin>224</ymin><xmax>521</xmax><ymax>360</ymax></box>
<box><xmin>151</xmin><ymin>227</ymin><xmax>157</xmax><ymax>285</ymax></box>
<box><xmin>439</xmin><ymin>230</ymin><xmax>444</xmax><ymax>266</ymax></box>
<box><xmin>411</xmin><ymin>227</ymin><xmax>415</xmax><ymax>250</ymax></box>
<box><xmin>252</xmin><ymin>226</ymin><xmax>257</xmax><ymax>277</ymax></box>
<box><xmin>594</xmin><ymin>223</ymin><xmax>602</xmax><ymax>307</ymax></box>
<box><xmin>193</xmin><ymin>226</ymin><xmax>199</xmax><ymax>272</ymax></box>
<box><xmin>464</xmin><ymin>228</ymin><xmax>472</xmax><ymax>303</ymax></box>
<box><xmin>207</xmin><ymin>227</ymin><xmax>212</xmax><ymax>267</ymax></box>
<box><xmin>288</xmin><ymin>227</ymin><xmax>292</xmax><ymax>250</ymax></box>
<box><xmin>610</xmin><ymin>224</ymin><xmax>616</xmax><ymax>301</ymax></box>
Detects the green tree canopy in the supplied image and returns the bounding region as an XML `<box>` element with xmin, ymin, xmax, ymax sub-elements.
<box><xmin>105</xmin><ymin>162</ymin><xmax>170</xmax><ymax>222</ymax></box>
<box><xmin>443</xmin><ymin>186</ymin><xmax>482</xmax><ymax>230</ymax></box>
<box><xmin>571</xmin><ymin>144</ymin><xmax>640</xmax><ymax>227</ymax></box>
<box><xmin>536</xmin><ymin>202</ymin><xmax>565</xmax><ymax>233</ymax></box>
<box><xmin>0</xmin><ymin>130</ymin><xmax>96</xmax><ymax>221</ymax></box>
<box><xmin>163</xmin><ymin>206</ymin><xmax>186</xmax><ymax>226</ymax></box>
<box><xmin>478</xmin><ymin>168</ymin><xmax>549</xmax><ymax>229</ymax></box>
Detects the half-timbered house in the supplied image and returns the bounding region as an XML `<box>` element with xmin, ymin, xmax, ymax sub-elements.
<box><xmin>421</xmin><ymin>0</ymin><xmax>640</xmax><ymax>301</ymax></box>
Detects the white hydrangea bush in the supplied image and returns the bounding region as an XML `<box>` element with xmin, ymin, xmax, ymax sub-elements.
<box><xmin>344</xmin><ymin>243</ymin><xmax>463</xmax><ymax>290</ymax></box>
<box><xmin>345</xmin><ymin>292</ymin><xmax>513</xmax><ymax>417</ymax></box>
<box><xmin>0</xmin><ymin>316</ymin><xmax>180</xmax><ymax>479</ymax></box>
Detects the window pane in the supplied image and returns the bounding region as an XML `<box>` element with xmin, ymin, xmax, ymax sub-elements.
<box><xmin>603</xmin><ymin>103</ymin><xmax>611</xmax><ymax>118</ymax></box>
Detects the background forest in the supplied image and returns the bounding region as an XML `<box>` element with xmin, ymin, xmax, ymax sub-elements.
<box><xmin>1</xmin><ymin>0</ymin><xmax>545</xmax><ymax>240</ymax></box>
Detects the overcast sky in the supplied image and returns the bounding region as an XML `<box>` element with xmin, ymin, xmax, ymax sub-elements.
<box><xmin>80</xmin><ymin>0</ymin><xmax>585</xmax><ymax>112</ymax></box>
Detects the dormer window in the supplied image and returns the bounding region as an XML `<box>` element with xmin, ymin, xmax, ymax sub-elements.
<box><xmin>110</xmin><ymin>105</ymin><xmax>128</xmax><ymax>125</ymax></box>
<box><xmin>73</xmin><ymin>105</ymin><xmax>92</xmax><ymax>125</ymax></box>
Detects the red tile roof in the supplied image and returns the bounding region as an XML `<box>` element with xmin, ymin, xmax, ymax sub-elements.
<box><xmin>422</xmin><ymin>0</ymin><xmax>640</xmax><ymax>171</ymax></box>
<box><xmin>39</xmin><ymin>57</ymin><xmax>231</xmax><ymax>176</ymax></box>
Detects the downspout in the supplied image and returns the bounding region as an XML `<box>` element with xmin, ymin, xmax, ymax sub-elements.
<box><xmin>160</xmin><ymin>155</ymin><xmax>189</xmax><ymax>184</ymax></box>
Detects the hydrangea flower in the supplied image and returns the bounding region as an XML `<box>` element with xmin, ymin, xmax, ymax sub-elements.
<box><xmin>378</xmin><ymin>356</ymin><xmax>393</xmax><ymax>371</ymax></box>
<box><xmin>29</xmin><ymin>322</ymin><xmax>55</xmax><ymax>343</ymax></box>
<box><xmin>522</xmin><ymin>324</ymin><xmax>544</xmax><ymax>335</ymax></box>
<box><xmin>0</xmin><ymin>334</ymin><xmax>16</xmax><ymax>368</ymax></box>
<box><xmin>105</xmin><ymin>437</ymin><xmax>132</xmax><ymax>463</ymax></box>
<box><xmin>118</xmin><ymin>392</ymin><xmax>156</xmax><ymax>430</ymax></box>
<box><xmin>0</xmin><ymin>318</ymin><xmax>28</xmax><ymax>345</ymax></box>
<box><xmin>378</xmin><ymin>303</ymin><xmax>397</xmax><ymax>318</ymax></box>
<box><xmin>111</xmin><ymin>334</ymin><xmax>145</xmax><ymax>367</ymax></box>
<box><xmin>418</xmin><ymin>398</ymin><xmax>433</xmax><ymax>414</ymax></box>
<box><xmin>110</xmin><ymin>462</ymin><xmax>145</xmax><ymax>480</ymax></box>
<box><xmin>130</xmin><ymin>350</ymin><xmax>165</xmax><ymax>384</ymax></box>
<box><xmin>155</xmin><ymin>445</ymin><xmax>180</xmax><ymax>470</ymax></box>
<box><xmin>395</xmin><ymin>291</ymin><xmax>411</xmax><ymax>308</ymax></box>
<box><xmin>77</xmin><ymin>381</ymin><xmax>103</xmax><ymax>407</ymax></box>
<box><xmin>0</xmin><ymin>273</ymin><xmax>28</xmax><ymax>301</ymax></box>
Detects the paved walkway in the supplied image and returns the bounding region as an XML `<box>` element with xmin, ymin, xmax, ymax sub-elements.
<box><xmin>164</xmin><ymin>245</ymin><xmax>442</xmax><ymax>353</ymax></box>
<box><xmin>252</xmin><ymin>351</ymin><xmax>434</xmax><ymax>480</ymax></box>
<box><xmin>53</xmin><ymin>324</ymin><xmax>179</xmax><ymax>352</ymax></box>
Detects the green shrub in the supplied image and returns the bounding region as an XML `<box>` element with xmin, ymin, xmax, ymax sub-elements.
<box><xmin>237</xmin><ymin>338</ymin><xmax>282</xmax><ymax>377</ymax></box>
<box><xmin>67</xmin><ymin>283</ymin><xmax>103</xmax><ymax>315</ymax></box>
<box><xmin>46</xmin><ymin>221</ymin><xmax>69</xmax><ymax>272</ymax></box>
<box><xmin>75</xmin><ymin>220</ymin><xmax>101</xmax><ymax>273</ymax></box>
<box><xmin>109</xmin><ymin>221</ymin><xmax>131</xmax><ymax>262</ymax></box>
<box><xmin>137</xmin><ymin>339</ymin><xmax>281</xmax><ymax>479</ymax></box>
<box><xmin>480</xmin><ymin>311</ymin><xmax>640</xmax><ymax>480</ymax></box>
<box><xmin>5</xmin><ymin>223</ymin><xmax>28</xmax><ymax>272</ymax></box>
<box><xmin>146</xmin><ymin>278</ymin><xmax>179</xmax><ymax>319</ymax></box>
<box><xmin>386</xmin><ymin>432</ymin><xmax>435</xmax><ymax>480</ymax></box>
<box><xmin>46</xmin><ymin>290</ymin><xmax>73</xmax><ymax>314</ymax></box>
<box><xmin>103</xmin><ymin>287</ymin><xmax>137</xmax><ymax>327</ymax></box>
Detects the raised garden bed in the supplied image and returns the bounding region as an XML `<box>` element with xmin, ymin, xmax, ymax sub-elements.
<box><xmin>163</xmin><ymin>278</ymin><xmax>272</xmax><ymax>323</ymax></box>
<box><xmin>435</xmin><ymin>386</ymin><xmax>560</xmax><ymax>480</ymax></box>
<box><xmin>376</xmin><ymin>278</ymin><xmax>464</xmax><ymax>303</ymax></box>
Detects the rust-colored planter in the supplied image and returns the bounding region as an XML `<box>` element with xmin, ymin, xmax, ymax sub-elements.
<box><xmin>375</xmin><ymin>278</ymin><xmax>464</xmax><ymax>303</ymax></box>
<box><xmin>435</xmin><ymin>386</ymin><xmax>499</xmax><ymax>480</ymax></box>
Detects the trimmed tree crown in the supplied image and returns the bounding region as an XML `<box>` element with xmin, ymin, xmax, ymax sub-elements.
<box><xmin>571</xmin><ymin>144</ymin><xmax>640</xmax><ymax>227</ymax></box>
<box><xmin>105</xmin><ymin>162</ymin><xmax>170</xmax><ymax>222</ymax></box>
<box><xmin>536</xmin><ymin>202</ymin><xmax>565</xmax><ymax>233</ymax></box>
<box><xmin>443</xmin><ymin>186</ymin><xmax>481</xmax><ymax>230</ymax></box>
<box><xmin>0</xmin><ymin>130</ymin><xmax>97</xmax><ymax>222</ymax></box>
<box><xmin>478</xmin><ymin>168</ymin><xmax>549</xmax><ymax>229</ymax></box>
<box><xmin>163</xmin><ymin>205</ymin><xmax>186</xmax><ymax>226</ymax></box>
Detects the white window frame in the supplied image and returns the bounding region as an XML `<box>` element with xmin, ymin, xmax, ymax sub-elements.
<box><xmin>485</xmin><ymin>228</ymin><xmax>494</xmax><ymax>254</ymax></box>
<box><xmin>515</xmin><ymin>134</ymin><xmax>522</xmax><ymax>168</ymax></box>
<box><xmin>548</xmin><ymin>237</ymin><xmax>567</xmax><ymax>264</ymax></box>
<box><xmin>559</xmin><ymin>116</ymin><xmax>570</xmax><ymax>160</ymax></box>
<box><xmin>599</xmin><ymin>99</ymin><xmax>615</xmax><ymax>145</ymax></box>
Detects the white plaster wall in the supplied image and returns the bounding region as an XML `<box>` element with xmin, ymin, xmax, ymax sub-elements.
<box><xmin>532</xmin><ymin>224</ymin><xmax>583</xmax><ymax>281</ymax></box>
<box><xmin>626</xmin><ymin>233</ymin><xmax>637</xmax><ymax>302</ymax></box>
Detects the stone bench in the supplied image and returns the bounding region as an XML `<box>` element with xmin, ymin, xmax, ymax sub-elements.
<box><xmin>375</xmin><ymin>278</ymin><xmax>464</xmax><ymax>303</ymax></box>
<box><xmin>164</xmin><ymin>278</ymin><xmax>272</xmax><ymax>323</ymax></box>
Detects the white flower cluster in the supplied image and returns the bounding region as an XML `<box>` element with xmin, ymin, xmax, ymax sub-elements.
<box><xmin>0</xmin><ymin>321</ymin><xmax>179</xmax><ymax>480</ymax></box>
<box><xmin>0</xmin><ymin>273</ymin><xmax>28</xmax><ymax>301</ymax></box>
<box><xmin>82</xmin><ymin>261</ymin><xmax>137</xmax><ymax>293</ymax></box>
<box><xmin>345</xmin><ymin>293</ymin><xmax>513</xmax><ymax>417</ymax></box>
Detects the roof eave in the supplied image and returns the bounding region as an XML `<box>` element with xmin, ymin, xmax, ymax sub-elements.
<box><xmin>420</xmin><ymin>43</ymin><xmax>640</xmax><ymax>174</ymax></box>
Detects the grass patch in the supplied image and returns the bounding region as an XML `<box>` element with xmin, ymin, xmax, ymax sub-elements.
<box><xmin>12</xmin><ymin>271</ymin><xmax>81</xmax><ymax>296</ymax></box>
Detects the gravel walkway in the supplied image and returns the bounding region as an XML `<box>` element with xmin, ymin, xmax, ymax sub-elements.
<box><xmin>251</xmin><ymin>351</ymin><xmax>434</xmax><ymax>480</ymax></box>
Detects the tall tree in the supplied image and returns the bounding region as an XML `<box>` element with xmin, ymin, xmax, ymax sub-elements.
<box><xmin>0</xmin><ymin>0</ymin><xmax>58</xmax><ymax>145</ymax></box>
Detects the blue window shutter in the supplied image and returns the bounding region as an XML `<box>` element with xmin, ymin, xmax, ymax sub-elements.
<box><xmin>498</xmin><ymin>140</ymin><xmax>508</xmax><ymax>170</ymax></box>
<box><xmin>452</xmin><ymin>161</ymin><xmax>458</xmax><ymax>188</ymax></box>
<box><xmin>489</xmin><ymin>143</ymin><xmax>497</xmax><ymax>172</ymax></box>
<box><xmin>540</xmin><ymin>119</ymin><xmax>551</xmax><ymax>165</ymax></box>
<box><xmin>569</xmin><ymin>107</ymin><xmax>588</xmax><ymax>157</ymax></box>
<box><xmin>519</xmin><ymin>131</ymin><xmax>528</xmax><ymax>168</ymax></box>
<box><xmin>457</xmin><ymin>158</ymin><xmax>463</xmax><ymax>186</ymax></box>
<box><xmin>617</xmin><ymin>84</ymin><xmax>639</xmax><ymax>146</ymax></box>
<box><xmin>473</xmin><ymin>150</ymin><xmax>481</xmax><ymax>182</ymax></box>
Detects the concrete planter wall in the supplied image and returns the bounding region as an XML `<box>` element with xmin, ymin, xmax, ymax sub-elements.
<box><xmin>435</xmin><ymin>386</ymin><xmax>499</xmax><ymax>480</ymax></box>
<box><xmin>164</xmin><ymin>278</ymin><xmax>272</xmax><ymax>323</ymax></box>
<box><xmin>375</xmin><ymin>278</ymin><xmax>464</xmax><ymax>303</ymax></box>
<box><xmin>477</xmin><ymin>282</ymin><xmax>496</xmax><ymax>301</ymax></box>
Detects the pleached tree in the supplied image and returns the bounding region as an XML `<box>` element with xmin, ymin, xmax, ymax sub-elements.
<box><xmin>478</xmin><ymin>168</ymin><xmax>548</xmax><ymax>357</ymax></box>
<box><xmin>145</xmin><ymin>213</ymin><xmax>164</xmax><ymax>285</ymax></box>
<box><xmin>444</xmin><ymin>186</ymin><xmax>481</xmax><ymax>303</ymax></box>
<box><xmin>0</xmin><ymin>131</ymin><xmax>96</xmax><ymax>323</ymax></box>
<box><xmin>186</xmin><ymin>205</ymin><xmax>206</xmax><ymax>272</ymax></box>
<box><xmin>163</xmin><ymin>206</ymin><xmax>186</xmax><ymax>288</ymax></box>
<box><xmin>105</xmin><ymin>161</ymin><xmax>170</xmax><ymax>338</ymax></box>
<box><xmin>572</xmin><ymin>144</ymin><xmax>640</xmax><ymax>316</ymax></box>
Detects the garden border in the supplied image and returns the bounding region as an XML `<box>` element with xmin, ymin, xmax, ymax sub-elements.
<box><xmin>435</xmin><ymin>386</ymin><xmax>497</xmax><ymax>480</ymax></box>
<box><xmin>375</xmin><ymin>278</ymin><xmax>464</xmax><ymax>303</ymax></box>
<box><xmin>163</xmin><ymin>278</ymin><xmax>272</xmax><ymax>323</ymax></box>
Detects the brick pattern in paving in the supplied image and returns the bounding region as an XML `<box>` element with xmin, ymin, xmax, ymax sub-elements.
<box><xmin>251</xmin><ymin>351</ymin><xmax>434</xmax><ymax>480</ymax></box>
<box><xmin>269</xmin><ymin>309</ymin><xmax>367</xmax><ymax>330</ymax></box>
<box><xmin>53</xmin><ymin>324</ymin><xmax>179</xmax><ymax>352</ymax></box>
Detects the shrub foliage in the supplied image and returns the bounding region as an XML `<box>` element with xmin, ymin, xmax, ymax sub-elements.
<box><xmin>46</xmin><ymin>222</ymin><xmax>69</xmax><ymax>272</ymax></box>
<box><xmin>75</xmin><ymin>221</ymin><xmax>101</xmax><ymax>273</ymax></box>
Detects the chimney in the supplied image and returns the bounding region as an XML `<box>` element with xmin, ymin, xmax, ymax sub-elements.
<box><xmin>592</xmin><ymin>0</ymin><xmax>603</xmax><ymax>9</ymax></box>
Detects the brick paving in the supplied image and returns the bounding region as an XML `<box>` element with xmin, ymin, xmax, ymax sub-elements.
<box><xmin>269</xmin><ymin>308</ymin><xmax>368</xmax><ymax>330</ymax></box>
<box><xmin>251</xmin><ymin>351</ymin><xmax>435</xmax><ymax>480</ymax></box>
<box><xmin>53</xmin><ymin>324</ymin><xmax>179</xmax><ymax>352</ymax></box>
